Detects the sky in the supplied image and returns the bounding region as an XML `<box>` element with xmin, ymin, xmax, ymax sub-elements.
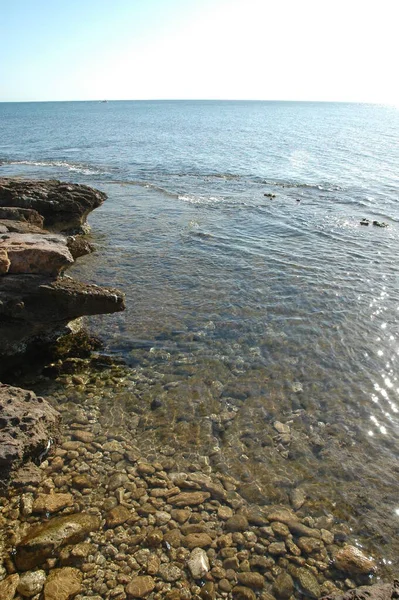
<box><xmin>1</xmin><ymin>0</ymin><xmax>398</xmax><ymax>104</ymax></box>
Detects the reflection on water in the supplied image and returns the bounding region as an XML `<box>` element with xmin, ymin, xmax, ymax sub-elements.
<box><xmin>63</xmin><ymin>181</ymin><xmax>399</xmax><ymax>574</ymax></box>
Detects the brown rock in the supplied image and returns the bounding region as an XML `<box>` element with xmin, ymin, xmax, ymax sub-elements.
<box><xmin>334</xmin><ymin>545</ymin><xmax>377</xmax><ymax>575</ymax></box>
<box><xmin>201</xmin><ymin>581</ymin><xmax>216</xmax><ymax>599</ymax></box>
<box><xmin>0</xmin><ymin>178</ymin><xmax>106</xmax><ymax>233</ymax></box>
<box><xmin>72</xmin><ymin>430</ymin><xmax>94</xmax><ymax>443</ymax></box>
<box><xmin>168</xmin><ymin>491</ymin><xmax>210</xmax><ymax>506</ymax></box>
<box><xmin>0</xmin><ymin>574</ymin><xmax>20</xmax><ymax>600</ymax></box>
<box><xmin>163</xmin><ymin>529</ymin><xmax>182</xmax><ymax>548</ymax></box>
<box><xmin>32</xmin><ymin>492</ymin><xmax>74</xmax><ymax>514</ymax></box>
<box><xmin>0</xmin><ymin>247</ymin><xmax>10</xmax><ymax>274</ymax></box>
<box><xmin>297</xmin><ymin>536</ymin><xmax>323</xmax><ymax>554</ymax></box>
<box><xmin>0</xmin><ymin>206</ymin><xmax>44</xmax><ymax>227</ymax></box>
<box><xmin>126</xmin><ymin>575</ymin><xmax>156</xmax><ymax>598</ymax></box>
<box><xmin>273</xmin><ymin>572</ymin><xmax>294</xmax><ymax>599</ymax></box>
<box><xmin>170</xmin><ymin>509</ymin><xmax>191</xmax><ymax>523</ymax></box>
<box><xmin>236</xmin><ymin>572</ymin><xmax>265</xmax><ymax>590</ymax></box>
<box><xmin>0</xmin><ymin>384</ymin><xmax>60</xmax><ymax>471</ymax></box>
<box><xmin>0</xmin><ymin>232</ymin><xmax>74</xmax><ymax>275</ymax></box>
<box><xmin>15</xmin><ymin>512</ymin><xmax>101</xmax><ymax>570</ymax></box>
<box><xmin>43</xmin><ymin>567</ymin><xmax>82</xmax><ymax>600</ymax></box>
<box><xmin>321</xmin><ymin>581</ymin><xmax>399</xmax><ymax>600</ymax></box>
<box><xmin>106</xmin><ymin>505</ymin><xmax>132</xmax><ymax>527</ymax></box>
<box><xmin>232</xmin><ymin>586</ymin><xmax>257</xmax><ymax>600</ymax></box>
<box><xmin>183</xmin><ymin>533</ymin><xmax>213</xmax><ymax>549</ymax></box>
<box><xmin>225</xmin><ymin>514</ymin><xmax>249</xmax><ymax>532</ymax></box>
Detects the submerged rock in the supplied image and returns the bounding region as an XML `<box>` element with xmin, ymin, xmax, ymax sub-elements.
<box><xmin>43</xmin><ymin>567</ymin><xmax>82</xmax><ymax>600</ymax></box>
<box><xmin>334</xmin><ymin>545</ymin><xmax>377</xmax><ymax>575</ymax></box>
<box><xmin>321</xmin><ymin>580</ymin><xmax>399</xmax><ymax>600</ymax></box>
<box><xmin>15</xmin><ymin>512</ymin><xmax>101</xmax><ymax>570</ymax></box>
<box><xmin>0</xmin><ymin>574</ymin><xmax>20</xmax><ymax>600</ymax></box>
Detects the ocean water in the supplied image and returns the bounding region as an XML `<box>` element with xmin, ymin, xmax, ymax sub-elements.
<box><xmin>1</xmin><ymin>100</ymin><xmax>399</xmax><ymax>572</ymax></box>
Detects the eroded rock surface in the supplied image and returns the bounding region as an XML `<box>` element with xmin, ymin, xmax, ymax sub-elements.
<box><xmin>0</xmin><ymin>178</ymin><xmax>106</xmax><ymax>233</ymax></box>
<box><xmin>0</xmin><ymin>383</ymin><xmax>60</xmax><ymax>471</ymax></box>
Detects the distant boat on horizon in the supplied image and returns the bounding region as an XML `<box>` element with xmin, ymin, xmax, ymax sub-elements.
<box><xmin>100</xmin><ymin>100</ymin><xmax>108</xmax><ymax>103</ymax></box>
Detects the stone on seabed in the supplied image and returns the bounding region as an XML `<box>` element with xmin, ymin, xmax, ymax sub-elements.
<box><xmin>334</xmin><ymin>544</ymin><xmax>377</xmax><ymax>575</ymax></box>
<box><xmin>15</xmin><ymin>513</ymin><xmax>101</xmax><ymax>570</ymax></box>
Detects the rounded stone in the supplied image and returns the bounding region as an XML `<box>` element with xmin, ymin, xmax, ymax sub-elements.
<box><xmin>334</xmin><ymin>545</ymin><xmax>377</xmax><ymax>575</ymax></box>
<box><xmin>272</xmin><ymin>572</ymin><xmax>294</xmax><ymax>599</ymax></box>
<box><xmin>187</xmin><ymin>547</ymin><xmax>210</xmax><ymax>579</ymax></box>
<box><xmin>126</xmin><ymin>576</ymin><xmax>155</xmax><ymax>598</ymax></box>
<box><xmin>225</xmin><ymin>515</ymin><xmax>249</xmax><ymax>532</ymax></box>
<box><xmin>17</xmin><ymin>570</ymin><xmax>47</xmax><ymax>597</ymax></box>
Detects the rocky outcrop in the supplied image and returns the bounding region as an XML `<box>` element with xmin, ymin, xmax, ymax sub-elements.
<box><xmin>0</xmin><ymin>178</ymin><xmax>106</xmax><ymax>233</ymax></box>
<box><xmin>321</xmin><ymin>580</ymin><xmax>399</xmax><ymax>600</ymax></box>
<box><xmin>0</xmin><ymin>178</ymin><xmax>125</xmax><ymax>371</ymax></box>
<box><xmin>0</xmin><ymin>274</ymin><xmax>124</xmax><ymax>358</ymax></box>
<box><xmin>0</xmin><ymin>383</ymin><xmax>60</xmax><ymax>472</ymax></box>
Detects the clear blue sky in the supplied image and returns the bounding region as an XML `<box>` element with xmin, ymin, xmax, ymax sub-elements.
<box><xmin>1</xmin><ymin>0</ymin><xmax>397</xmax><ymax>103</ymax></box>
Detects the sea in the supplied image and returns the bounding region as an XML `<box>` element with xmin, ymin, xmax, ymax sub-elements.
<box><xmin>1</xmin><ymin>100</ymin><xmax>399</xmax><ymax>574</ymax></box>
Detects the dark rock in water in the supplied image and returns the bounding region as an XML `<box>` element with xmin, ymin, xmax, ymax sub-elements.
<box><xmin>360</xmin><ymin>219</ymin><xmax>370</xmax><ymax>226</ymax></box>
<box><xmin>0</xmin><ymin>178</ymin><xmax>106</xmax><ymax>233</ymax></box>
<box><xmin>321</xmin><ymin>580</ymin><xmax>399</xmax><ymax>600</ymax></box>
<box><xmin>264</xmin><ymin>193</ymin><xmax>276</xmax><ymax>198</ymax></box>
<box><xmin>0</xmin><ymin>383</ymin><xmax>60</xmax><ymax>473</ymax></box>
<box><xmin>373</xmin><ymin>220</ymin><xmax>388</xmax><ymax>228</ymax></box>
<box><xmin>0</xmin><ymin>274</ymin><xmax>125</xmax><ymax>362</ymax></box>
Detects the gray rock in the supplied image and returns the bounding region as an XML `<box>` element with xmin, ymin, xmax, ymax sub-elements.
<box><xmin>293</xmin><ymin>567</ymin><xmax>321</xmax><ymax>599</ymax></box>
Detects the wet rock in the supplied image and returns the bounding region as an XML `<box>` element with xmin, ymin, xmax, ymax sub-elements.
<box><xmin>32</xmin><ymin>492</ymin><xmax>74</xmax><ymax>514</ymax></box>
<box><xmin>236</xmin><ymin>572</ymin><xmax>265</xmax><ymax>590</ymax></box>
<box><xmin>168</xmin><ymin>491</ymin><xmax>210</xmax><ymax>506</ymax></box>
<box><xmin>158</xmin><ymin>564</ymin><xmax>182</xmax><ymax>582</ymax></box>
<box><xmin>43</xmin><ymin>567</ymin><xmax>82</xmax><ymax>600</ymax></box>
<box><xmin>297</xmin><ymin>536</ymin><xmax>323</xmax><ymax>554</ymax></box>
<box><xmin>334</xmin><ymin>545</ymin><xmax>377</xmax><ymax>575</ymax></box>
<box><xmin>232</xmin><ymin>585</ymin><xmax>257</xmax><ymax>600</ymax></box>
<box><xmin>184</xmin><ymin>533</ymin><xmax>213</xmax><ymax>549</ymax></box>
<box><xmin>17</xmin><ymin>569</ymin><xmax>46</xmax><ymax>597</ymax></box>
<box><xmin>201</xmin><ymin>581</ymin><xmax>216</xmax><ymax>599</ymax></box>
<box><xmin>0</xmin><ymin>232</ymin><xmax>74</xmax><ymax>275</ymax></box>
<box><xmin>0</xmin><ymin>178</ymin><xmax>106</xmax><ymax>233</ymax></box>
<box><xmin>108</xmin><ymin>472</ymin><xmax>129</xmax><ymax>490</ymax></box>
<box><xmin>290</xmin><ymin>487</ymin><xmax>306</xmax><ymax>510</ymax></box>
<box><xmin>321</xmin><ymin>580</ymin><xmax>399</xmax><ymax>600</ymax></box>
<box><xmin>13</xmin><ymin>461</ymin><xmax>44</xmax><ymax>487</ymax></box>
<box><xmin>15</xmin><ymin>512</ymin><xmax>101</xmax><ymax>570</ymax></box>
<box><xmin>72</xmin><ymin>430</ymin><xmax>94</xmax><ymax>443</ymax></box>
<box><xmin>0</xmin><ymin>274</ymin><xmax>125</xmax><ymax>363</ymax></box>
<box><xmin>268</xmin><ymin>542</ymin><xmax>287</xmax><ymax>556</ymax></box>
<box><xmin>126</xmin><ymin>576</ymin><xmax>155</xmax><ymax>598</ymax></box>
<box><xmin>225</xmin><ymin>514</ymin><xmax>249</xmax><ymax>532</ymax></box>
<box><xmin>188</xmin><ymin>547</ymin><xmax>210</xmax><ymax>579</ymax></box>
<box><xmin>293</xmin><ymin>567</ymin><xmax>321</xmax><ymax>599</ymax></box>
<box><xmin>273</xmin><ymin>572</ymin><xmax>294</xmax><ymax>599</ymax></box>
<box><xmin>0</xmin><ymin>574</ymin><xmax>20</xmax><ymax>600</ymax></box>
<box><xmin>188</xmin><ymin>473</ymin><xmax>227</xmax><ymax>501</ymax></box>
<box><xmin>170</xmin><ymin>509</ymin><xmax>191</xmax><ymax>524</ymax></box>
<box><xmin>66</xmin><ymin>235</ymin><xmax>93</xmax><ymax>259</ymax></box>
<box><xmin>106</xmin><ymin>505</ymin><xmax>132</xmax><ymax>527</ymax></box>
<box><xmin>0</xmin><ymin>384</ymin><xmax>60</xmax><ymax>473</ymax></box>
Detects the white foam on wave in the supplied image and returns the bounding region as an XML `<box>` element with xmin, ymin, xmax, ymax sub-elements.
<box><xmin>178</xmin><ymin>194</ymin><xmax>224</xmax><ymax>205</ymax></box>
<box><xmin>4</xmin><ymin>159</ymin><xmax>103</xmax><ymax>175</ymax></box>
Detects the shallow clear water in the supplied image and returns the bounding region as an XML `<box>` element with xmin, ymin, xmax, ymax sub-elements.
<box><xmin>1</xmin><ymin>100</ymin><xmax>399</xmax><ymax>572</ymax></box>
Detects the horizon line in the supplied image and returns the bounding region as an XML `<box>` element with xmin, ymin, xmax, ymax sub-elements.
<box><xmin>0</xmin><ymin>98</ymin><xmax>393</xmax><ymax>106</ymax></box>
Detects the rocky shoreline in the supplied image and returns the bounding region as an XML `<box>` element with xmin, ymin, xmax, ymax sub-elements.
<box><xmin>0</xmin><ymin>178</ymin><xmax>395</xmax><ymax>600</ymax></box>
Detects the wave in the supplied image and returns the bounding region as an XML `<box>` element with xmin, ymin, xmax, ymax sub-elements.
<box><xmin>0</xmin><ymin>158</ymin><xmax>106</xmax><ymax>176</ymax></box>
